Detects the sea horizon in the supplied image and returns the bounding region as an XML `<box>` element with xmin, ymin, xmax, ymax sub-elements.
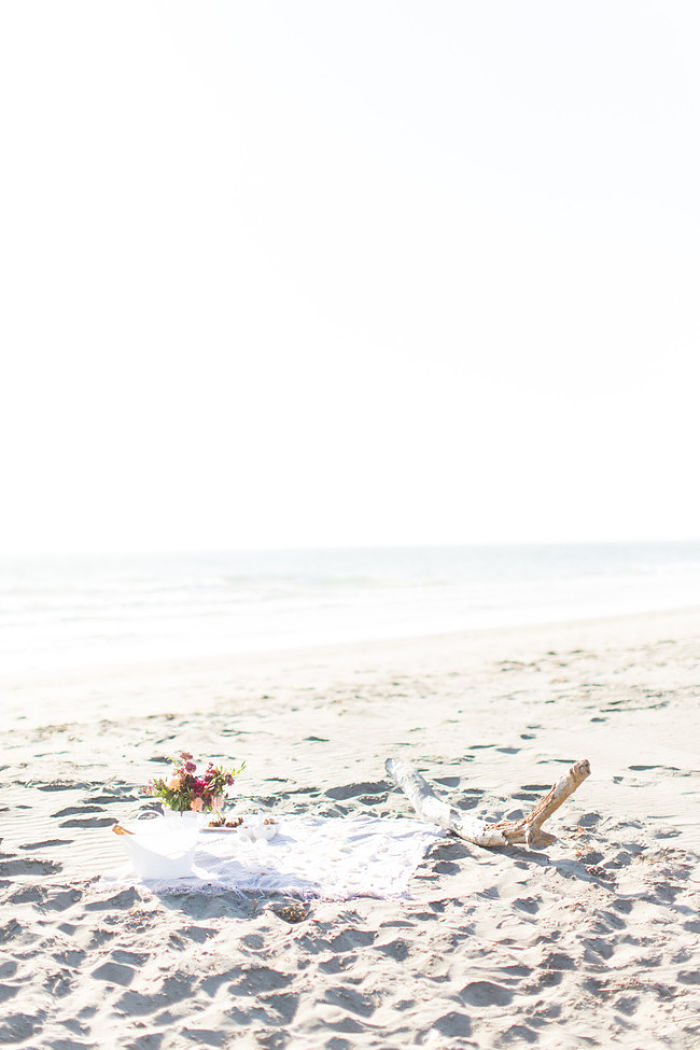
<box><xmin>3</xmin><ymin>540</ymin><xmax>700</xmax><ymax>677</ymax></box>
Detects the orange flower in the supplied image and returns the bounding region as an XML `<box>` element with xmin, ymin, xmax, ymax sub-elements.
<box><xmin>191</xmin><ymin>797</ymin><xmax>204</xmax><ymax>812</ymax></box>
<box><xmin>168</xmin><ymin>775</ymin><xmax>182</xmax><ymax>792</ymax></box>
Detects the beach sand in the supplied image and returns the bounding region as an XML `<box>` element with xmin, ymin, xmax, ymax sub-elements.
<box><xmin>2</xmin><ymin>608</ymin><xmax>699</xmax><ymax>1048</ymax></box>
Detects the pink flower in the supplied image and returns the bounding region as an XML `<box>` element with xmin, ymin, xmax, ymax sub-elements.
<box><xmin>191</xmin><ymin>797</ymin><xmax>203</xmax><ymax>812</ymax></box>
<box><xmin>184</xmin><ymin>761</ymin><xmax>197</xmax><ymax>773</ymax></box>
<box><xmin>180</xmin><ymin>752</ymin><xmax>193</xmax><ymax>761</ymax></box>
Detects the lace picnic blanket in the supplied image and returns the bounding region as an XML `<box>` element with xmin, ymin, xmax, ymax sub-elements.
<box><xmin>103</xmin><ymin>815</ymin><xmax>442</xmax><ymax>900</ymax></box>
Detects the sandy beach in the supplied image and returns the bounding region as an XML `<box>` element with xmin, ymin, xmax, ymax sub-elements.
<box><xmin>2</xmin><ymin>607</ymin><xmax>699</xmax><ymax>1048</ymax></box>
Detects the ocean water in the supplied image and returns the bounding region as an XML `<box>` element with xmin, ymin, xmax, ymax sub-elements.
<box><xmin>1</xmin><ymin>543</ymin><xmax>700</xmax><ymax>676</ymax></box>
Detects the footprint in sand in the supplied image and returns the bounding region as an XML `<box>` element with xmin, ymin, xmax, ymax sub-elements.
<box><xmin>1</xmin><ymin>858</ymin><xmax>61</xmax><ymax>877</ymax></box>
<box><xmin>0</xmin><ymin>1014</ymin><xmax>43</xmax><ymax>1043</ymax></box>
<box><xmin>111</xmin><ymin>950</ymin><xmax>149</xmax><ymax>966</ymax></box>
<box><xmin>503</xmin><ymin>1023</ymin><xmax>538</xmax><ymax>1044</ymax></box>
<box><xmin>323</xmin><ymin>985</ymin><xmax>376</xmax><ymax>1018</ymax></box>
<box><xmin>513</xmin><ymin>896</ymin><xmax>540</xmax><ymax>915</ymax></box>
<box><xmin>432</xmin><ymin>1010</ymin><xmax>472</xmax><ymax>1037</ymax></box>
<box><xmin>461</xmin><ymin>980</ymin><xmax>513</xmax><ymax>1007</ymax></box>
<box><xmin>91</xmin><ymin>961</ymin><xmax>136</xmax><ymax>987</ymax></box>
<box><xmin>324</xmin><ymin>781</ymin><xmax>389</xmax><ymax>801</ymax></box>
<box><xmin>42</xmin><ymin>888</ymin><xmax>82</xmax><ymax>912</ymax></box>
<box><xmin>261</xmin><ymin>991</ymin><xmax>299</xmax><ymax>1024</ymax></box>
<box><xmin>19</xmin><ymin>839</ymin><xmax>71</xmax><ymax>850</ymax></box>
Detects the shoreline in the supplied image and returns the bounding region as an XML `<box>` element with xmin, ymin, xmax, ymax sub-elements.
<box><xmin>5</xmin><ymin>603</ymin><xmax>700</xmax><ymax>732</ymax></box>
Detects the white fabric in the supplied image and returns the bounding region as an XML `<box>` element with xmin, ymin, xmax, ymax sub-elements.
<box><xmin>103</xmin><ymin>815</ymin><xmax>441</xmax><ymax>900</ymax></box>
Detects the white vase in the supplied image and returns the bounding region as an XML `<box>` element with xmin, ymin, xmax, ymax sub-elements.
<box><xmin>163</xmin><ymin>809</ymin><xmax>209</xmax><ymax>828</ymax></box>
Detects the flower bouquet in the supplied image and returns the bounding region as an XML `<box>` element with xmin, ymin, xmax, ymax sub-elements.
<box><xmin>145</xmin><ymin>752</ymin><xmax>245</xmax><ymax>815</ymax></box>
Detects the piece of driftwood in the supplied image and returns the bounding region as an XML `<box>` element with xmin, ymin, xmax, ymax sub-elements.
<box><xmin>385</xmin><ymin>757</ymin><xmax>590</xmax><ymax>848</ymax></box>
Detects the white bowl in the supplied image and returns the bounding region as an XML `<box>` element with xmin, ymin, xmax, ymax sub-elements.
<box><xmin>239</xmin><ymin>815</ymin><xmax>278</xmax><ymax>842</ymax></box>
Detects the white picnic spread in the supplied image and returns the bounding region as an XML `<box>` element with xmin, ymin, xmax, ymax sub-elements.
<box><xmin>104</xmin><ymin>812</ymin><xmax>441</xmax><ymax>900</ymax></box>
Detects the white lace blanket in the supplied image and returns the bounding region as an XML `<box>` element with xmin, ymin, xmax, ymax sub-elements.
<box><xmin>103</xmin><ymin>816</ymin><xmax>442</xmax><ymax>900</ymax></box>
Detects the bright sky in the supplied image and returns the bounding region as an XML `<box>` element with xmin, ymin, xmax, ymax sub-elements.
<box><xmin>1</xmin><ymin>1</ymin><xmax>699</xmax><ymax>553</ymax></box>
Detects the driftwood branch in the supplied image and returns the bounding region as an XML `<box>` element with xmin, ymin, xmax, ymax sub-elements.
<box><xmin>385</xmin><ymin>758</ymin><xmax>591</xmax><ymax>848</ymax></box>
